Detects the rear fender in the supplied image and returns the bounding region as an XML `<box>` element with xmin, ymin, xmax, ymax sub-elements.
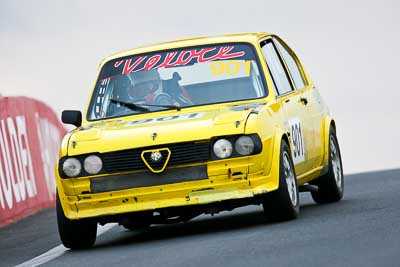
<box><xmin>322</xmin><ymin>116</ymin><xmax>336</xmax><ymax>166</ymax></box>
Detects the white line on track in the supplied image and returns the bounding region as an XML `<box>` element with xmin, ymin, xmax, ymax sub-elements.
<box><xmin>14</xmin><ymin>223</ymin><xmax>116</xmax><ymax>267</ymax></box>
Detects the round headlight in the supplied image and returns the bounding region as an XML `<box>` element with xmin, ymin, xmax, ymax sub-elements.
<box><xmin>84</xmin><ymin>155</ymin><xmax>103</xmax><ymax>175</ymax></box>
<box><xmin>213</xmin><ymin>139</ymin><xmax>233</xmax><ymax>159</ymax></box>
<box><xmin>235</xmin><ymin>136</ymin><xmax>255</xmax><ymax>155</ymax></box>
<box><xmin>62</xmin><ymin>158</ymin><xmax>82</xmax><ymax>177</ymax></box>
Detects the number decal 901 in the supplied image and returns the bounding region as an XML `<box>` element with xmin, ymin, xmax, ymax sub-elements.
<box><xmin>210</xmin><ymin>60</ymin><xmax>251</xmax><ymax>75</ymax></box>
<box><xmin>288</xmin><ymin>118</ymin><xmax>305</xmax><ymax>164</ymax></box>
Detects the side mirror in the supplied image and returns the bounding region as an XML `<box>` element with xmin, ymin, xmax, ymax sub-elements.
<box><xmin>62</xmin><ymin>110</ymin><xmax>82</xmax><ymax>127</ymax></box>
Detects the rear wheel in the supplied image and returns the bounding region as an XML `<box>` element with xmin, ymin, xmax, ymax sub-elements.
<box><xmin>311</xmin><ymin>127</ymin><xmax>344</xmax><ymax>203</ymax></box>
<box><xmin>262</xmin><ymin>140</ymin><xmax>299</xmax><ymax>221</ymax></box>
<box><xmin>57</xmin><ymin>192</ymin><xmax>97</xmax><ymax>249</ymax></box>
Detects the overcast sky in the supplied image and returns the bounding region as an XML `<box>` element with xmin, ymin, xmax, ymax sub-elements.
<box><xmin>1</xmin><ymin>0</ymin><xmax>399</xmax><ymax>174</ymax></box>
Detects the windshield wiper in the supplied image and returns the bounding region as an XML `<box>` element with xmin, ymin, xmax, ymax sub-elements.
<box><xmin>139</xmin><ymin>103</ymin><xmax>181</xmax><ymax>111</ymax></box>
<box><xmin>110</xmin><ymin>99</ymin><xmax>150</xmax><ymax>112</ymax></box>
<box><xmin>110</xmin><ymin>99</ymin><xmax>181</xmax><ymax>111</ymax></box>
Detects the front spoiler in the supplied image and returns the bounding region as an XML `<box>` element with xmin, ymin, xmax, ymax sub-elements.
<box><xmin>59</xmin><ymin>171</ymin><xmax>279</xmax><ymax>220</ymax></box>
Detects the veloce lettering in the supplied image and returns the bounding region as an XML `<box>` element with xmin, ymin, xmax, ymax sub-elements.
<box><xmin>117</xmin><ymin>46</ymin><xmax>246</xmax><ymax>75</ymax></box>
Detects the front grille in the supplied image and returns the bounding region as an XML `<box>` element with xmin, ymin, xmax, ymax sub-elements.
<box><xmin>101</xmin><ymin>141</ymin><xmax>210</xmax><ymax>173</ymax></box>
<box><xmin>91</xmin><ymin>165</ymin><xmax>208</xmax><ymax>193</ymax></box>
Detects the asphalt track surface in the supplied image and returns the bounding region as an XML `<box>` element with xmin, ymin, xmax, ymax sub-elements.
<box><xmin>1</xmin><ymin>169</ymin><xmax>400</xmax><ymax>267</ymax></box>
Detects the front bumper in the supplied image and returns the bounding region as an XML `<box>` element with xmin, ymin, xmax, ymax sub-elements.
<box><xmin>57</xmin><ymin>147</ymin><xmax>278</xmax><ymax>220</ymax></box>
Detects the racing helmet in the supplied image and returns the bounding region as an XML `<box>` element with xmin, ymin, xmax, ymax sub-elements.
<box><xmin>127</xmin><ymin>69</ymin><xmax>161</xmax><ymax>99</ymax></box>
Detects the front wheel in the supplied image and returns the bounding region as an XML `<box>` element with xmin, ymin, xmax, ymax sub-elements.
<box><xmin>57</xmin><ymin>192</ymin><xmax>97</xmax><ymax>249</ymax></box>
<box><xmin>311</xmin><ymin>127</ymin><xmax>344</xmax><ymax>203</ymax></box>
<box><xmin>262</xmin><ymin>140</ymin><xmax>299</xmax><ymax>221</ymax></box>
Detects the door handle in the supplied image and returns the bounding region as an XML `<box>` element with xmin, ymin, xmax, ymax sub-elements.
<box><xmin>299</xmin><ymin>97</ymin><xmax>308</xmax><ymax>105</ymax></box>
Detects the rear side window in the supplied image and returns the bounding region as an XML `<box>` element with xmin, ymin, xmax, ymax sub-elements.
<box><xmin>261</xmin><ymin>41</ymin><xmax>292</xmax><ymax>95</ymax></box>
<box><xmin>274</xmin><ymin>39</ymin><xmax>305</xmax><ymax>90</ymax></box>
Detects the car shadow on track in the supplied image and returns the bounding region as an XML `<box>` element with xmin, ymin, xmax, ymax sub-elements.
<box><xmin>81</xmin><ymin>198</ymin><xmax>352</xmax><ymax>251</ymax></box>
<box><xmin>97</xmin><ymin>208</ymin><xmax>268</xmax><ymax>248</ymax></box>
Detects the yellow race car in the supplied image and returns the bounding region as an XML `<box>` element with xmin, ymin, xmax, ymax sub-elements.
<box><xmin>57</xmin><ymin>33</ymin><xmax>343</xmax><ymax>249</ymax></box>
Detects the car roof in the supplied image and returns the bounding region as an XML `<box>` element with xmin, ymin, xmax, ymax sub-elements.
<box><xmin>101</xmin><ymin>32</ymin><xmax>271</xmax><ymax>64</ymax></box>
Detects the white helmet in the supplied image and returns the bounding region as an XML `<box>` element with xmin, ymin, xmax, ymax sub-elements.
<box><xmin>127</xmin><ymin>69</ymin><xmax>161</xmax><ymax>99</ymax></box>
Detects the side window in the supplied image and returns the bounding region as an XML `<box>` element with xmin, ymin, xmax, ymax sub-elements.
<box><xmin>274</xmin><ymin>39</ymin><xmax>305</xmax><ymax>90</ymax></box>
<box><xmin>261</xmin><ymin>41</ymin><xmax>293</xmax><ymax>95</ymax></box>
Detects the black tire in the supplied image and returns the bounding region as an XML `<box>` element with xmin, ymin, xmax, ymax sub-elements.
<box><xmin>56</xmin><ymin>192</ymin><xmax>97</xmax><ymax>249</ymax></box>
<box><xmin>262</xmin><ymin>140</ymin><xmax>299</xmax><ymax>221</ymax></box>
<box><xmin>311</xmin><ymin>127</ymin><xmax>344</xmax><ymax>203</ymax></box>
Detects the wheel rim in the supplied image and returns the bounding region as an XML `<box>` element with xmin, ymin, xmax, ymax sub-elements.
<box><xmin>330</xmin><ymin>136</ymin><xmax>343</xmax><ymax>190</ymax></box>
<box><xmin>283</xmin><ymin>151</ymin><xmax>297</xmax><ymax>206</ymax></box>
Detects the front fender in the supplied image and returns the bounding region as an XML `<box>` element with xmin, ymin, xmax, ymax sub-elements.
<box><xmin>261</xmin><ymin>127</ymin><xmax>289</xmax><ymax>191</ymax></box>
<box><xmin>59</xmin><ymin>130</ymin><xmax>75</xmax><ymax>158</ymax></box>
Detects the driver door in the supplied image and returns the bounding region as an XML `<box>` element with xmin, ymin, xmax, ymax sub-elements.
<box><xmin>260</xmin><ymin>39</ymin><xmax>313</xmax><ymax>176</ymax></box>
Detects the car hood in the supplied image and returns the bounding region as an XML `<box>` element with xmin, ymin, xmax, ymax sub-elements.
<box><xmin>67</xmin><ymin>103</ymin><xmax>263</xmax><ymax>155</ymax></box>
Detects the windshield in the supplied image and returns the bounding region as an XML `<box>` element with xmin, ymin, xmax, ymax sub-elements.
<box><xmin>87</xmin><ymin>43</ymin><xmax>267</xmax><ymax>120</ymax></box>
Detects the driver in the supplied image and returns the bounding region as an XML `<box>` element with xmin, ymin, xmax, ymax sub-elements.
<box><xmin>127</xmin><ymin>69</ymin><xmax>192</xmax><ymax>106</ymax></box>
<box><xmin>127</xmin><ymin>69</ymin><xmax>162</xmax><ymax>104</ymax></box>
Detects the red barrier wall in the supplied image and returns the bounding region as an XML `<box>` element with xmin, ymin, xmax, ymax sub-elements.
<box><xmin>0</xmin><ymin>96</ymin><xmax>66</xmax><ymax>227</ymax></box>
